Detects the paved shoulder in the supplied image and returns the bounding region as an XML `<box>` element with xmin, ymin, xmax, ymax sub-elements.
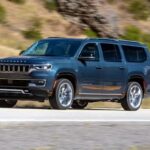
<box><xmin>0</xmin><ymin>108</ymin><xmax>150</xmax><ymax>121</ymax></box>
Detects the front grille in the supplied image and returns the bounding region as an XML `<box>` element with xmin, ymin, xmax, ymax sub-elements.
<box><xmin>0</xmin><ymin>64</ymin><xmax>30</xmax><ymax>73</ymax></box>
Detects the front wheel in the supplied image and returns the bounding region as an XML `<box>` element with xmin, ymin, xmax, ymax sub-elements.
<box><xmin>121</xmin><ymin>82</ymin><xmax>143</xmax><ymax>111</ymax></box>
<box><xmin>0</xmin><ymin>100</ymin><xmax>17</xmax><ymax>108</ymax></box>
<box><xmin>49</xmin><ymin>79</ymin><xmax>74</xmax><ymax>109</ymax></box>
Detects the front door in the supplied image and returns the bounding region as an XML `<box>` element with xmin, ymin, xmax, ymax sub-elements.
<box><xmin>77</xmin><ymin>43</ymin><xmax>103</xmax><ymax>95</ymax></box>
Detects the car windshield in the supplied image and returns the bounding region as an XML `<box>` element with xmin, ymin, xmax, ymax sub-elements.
<box><xmin>22</xmin><ymin>39</ymin><xmax>82</xmax><ymax>57</ymax></box>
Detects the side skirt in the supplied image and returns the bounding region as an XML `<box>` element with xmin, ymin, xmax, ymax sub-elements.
<box><xmin>74</xmin><ymin>93</ymin><xmax>125</xmax><ymax>101</ymax></box>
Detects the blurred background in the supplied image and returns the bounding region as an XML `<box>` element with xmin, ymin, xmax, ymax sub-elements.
<box><xmin>0</xmin><ymin>0</ymin><xmax>150</xmax><ymax>109</ymax></box>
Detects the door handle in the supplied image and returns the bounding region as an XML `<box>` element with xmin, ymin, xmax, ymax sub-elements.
<box><xmin>119</xmin><ymin>66</ymin><xmax>125</xmax><ymax>70</ymax></box>
<box><xmin>96</xmin><ymin>66</ymin><xmax>102</xmax><ymax>70</ymax></box>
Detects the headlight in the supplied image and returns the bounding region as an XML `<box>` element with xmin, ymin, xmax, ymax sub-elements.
<box><xmin>30</xmin><ymin>64</ymin><xmax>52</xmax><ymax>72</ymax></box>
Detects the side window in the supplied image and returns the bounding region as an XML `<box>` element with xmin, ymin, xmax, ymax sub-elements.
<box><xmin>80</xmin><ymin>43</ymin><xmax>99</xmax><ymax>60</ymax></box>
<box><xmin>122</xmin><ymin>45</ymin><xmax>147</xmax><ymax>62</ymax></box>
<box><xmin>100</xmin><ymin>43</ymin><xmax>121</xmax><ymax>62</ymax></box>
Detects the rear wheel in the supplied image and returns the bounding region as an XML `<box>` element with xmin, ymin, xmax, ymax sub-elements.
<box><xmin>49</xmin><ymin>79</ymin><xmax>74</xmax><ymax>109</ymax></box>
<box><xmin>0</xmin><ymin>100</ymin><xmax>17</xmax><ymax>108</ymax></box>
<box><xmin>121</xmin><ymin>82</ymin><xmax>143</xmax><ymax>111</ymax></box>
<box><xmin>72</xmin><ymin>100</ymin><xmax>88</xmax><ymax>109</ymax></box>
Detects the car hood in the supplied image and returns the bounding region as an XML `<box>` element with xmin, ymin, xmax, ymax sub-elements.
<box><xmin>0</xmin><ymin>56</ymin><xmax>71</xmax><ymax>65</ymax></box>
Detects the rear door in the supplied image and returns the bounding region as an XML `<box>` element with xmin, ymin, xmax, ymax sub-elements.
<box><xmin>99</xmin><ymin>42</ymin><xmax>127</xmax><ymax>95</ymax></box>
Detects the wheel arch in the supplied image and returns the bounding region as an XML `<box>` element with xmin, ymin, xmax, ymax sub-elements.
<box><xmin>54</xmin><ymin>72</ymin><xmax>77</xmax><ymax>94</ymax></box>
<box><xmin>128</xmin><ymin>75</ymin><xmax>145</xmax><ymax>94</ymax></box>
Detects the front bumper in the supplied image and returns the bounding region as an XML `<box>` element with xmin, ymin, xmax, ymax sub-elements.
<box><xmin>0</xmin><ymin>71</ymin><xmax>55</xmax><ymax>100</ymax></box>
<box><xmin>0</xmin><ymin>88</ymin><xmax>49</xmax><ymax>101</ymax></box>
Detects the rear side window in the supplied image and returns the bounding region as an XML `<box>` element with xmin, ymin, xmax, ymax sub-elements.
<box><xmin>100</xmin><ymin>43</ymin><xmax>121</xmax><ymax>62</ymax></box>
<box><xmin>122</xmin><ymin>45</ymin><xmax>147</xmax><ymax>62</ymax></box>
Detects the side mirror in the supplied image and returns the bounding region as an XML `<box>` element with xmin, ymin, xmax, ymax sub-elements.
<box><xmin>19</xmin><ymin>50</ymin><xmax>25</xmax><ymax>55</ymax></box>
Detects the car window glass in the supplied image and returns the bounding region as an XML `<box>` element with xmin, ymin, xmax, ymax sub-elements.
<box><xmin>80</xmin><ymin>43</ymin><xmax>99</xmax><ymax>60</ymax></box>
<box><xmin>30</xmin><ymin>42</ymin><xmax>48</xmax><ymax>56</ymax></box>
<box><xmin>100</xmin><ymin>43</ymin><xmax>121</xmax><ymax>62</ymax></box>
<box><xmin>22</xmin><ymin>40</ymin><xmax>81</xmax><ymax>57</ymax></box>
<box><xmin>122</xmin><ymin>45</ymin><xmax>147</xmax><ymax>62</ymax></box>
<box><xmin>36</xmin><ymin>42</ymin><xmax>49</xmax><ymax>55</ymax></box>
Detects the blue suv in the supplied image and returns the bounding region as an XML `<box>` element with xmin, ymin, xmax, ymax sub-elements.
<box><xmin>0</xmin><ymin>37</ymin><xmax>150</xmax><ymax>111</ymax></box>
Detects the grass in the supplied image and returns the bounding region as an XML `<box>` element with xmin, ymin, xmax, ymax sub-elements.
<box><xmin>8</xmin><ymin>0</ymin><xmax>25</xmax><ymax>4</ymax></box>
<box><xmin>127</xmin><ymin>0</ymin><xmax>150</xmax><ymax>20</ymax></box>
<box><xmin>22</xmin><ymin>28</ymin><xmax>42</xmax><ymax>40</ymax></box>
<box><xmin>122</xmin><ymin>25</ymin><xmax>150</xmax><ymax>48</ymax></box>
<box><xmin>0</xmin><ymin>4</ymin><xmax>6</xmax><ymax>23</ymax></box>
<box><xmin>122</xmin><ymin>25</ymin><xmax>141</xmax><ymax>41</ymax></box>
<box><xmin>44</xmin><ymin>0</ymin><xmax>57</xmax><ymax>12</ymax></box>
<box><xmin>22</xmin><ymin>17</ymin><xmax>43</xmax><ymax>40</ymax></box>
<box><xmin>107</xmin><ymin>0</ymin><xmax>116</xmax><ymax>4</ymax></box>
<box><xmin>84</xmin><ymin>28</ymin><xmax>98</xmax><ymax>37</ymax></box>
<box><xmin>16</xmin><ymin>101</ymin><xmax>50</xmax><ymax>109</ymax></box>
<box><xmin>0</xmin><ymin>1</ymin><xmax>85</xmax><ymax>49</ymax></box>
<box><xmin>129</xmin><ymin>145</ymin><xmax>150</xmax><ymax>150</ymax></box>
<box><xmin>15</xmin><ymin>98</ymin><xmax>150</xmax><ymax>109</ymax></box>
<box><xmin>0</xmin><ymin>45</ymin><xmax>19</xmax><ymax>56</ymax></box>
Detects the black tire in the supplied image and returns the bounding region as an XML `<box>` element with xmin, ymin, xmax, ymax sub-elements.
<box><xmin>49</xmin><ymin>79</ymin><xmax>74</xmax><ymax>109</ymax></box>
<box><xmin>0</xmin><ymin>100</ymin><xmax>17</xmax><ymax>108</ymax></box>
<box><xmin>72</xmin><ymin>100</ymin><xmax>88</xmax><ymax>109</ymax></box>
<box><xmin>121</xmin><ymin>82</ymin><xmax>143</xmax><ymax>111</ymax></box>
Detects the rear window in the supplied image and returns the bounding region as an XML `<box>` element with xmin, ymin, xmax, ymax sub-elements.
<box><xmin>122</xmin><ymin>45</ymin><xmax>147</xmax><ymax>62</ymax></box>
<box><xmin>100</xmin><ymin>43</ymin><xmax>121</xmax><ymax>62</ymax></box>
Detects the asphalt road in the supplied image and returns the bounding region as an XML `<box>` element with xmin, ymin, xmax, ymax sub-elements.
<box><xmin>0</xmin><ymin>109</ymin><xmax>150</xmax><ymax>150</ymax></box>
<box><xmin>0</xmin><ymin>122</ymin><xmax>150</xmax><ymax>150</ymax></box>
<box><xmin>0</xmin><ymin>108</ymin><xmax>150</xmax><ymax>121</ymax></box>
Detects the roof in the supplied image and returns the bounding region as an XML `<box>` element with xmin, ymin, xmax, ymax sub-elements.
<box><xmin>87</xmin><ymin>38</ymin><xmax>145</xmax><ymax>47</ymax></box>
<box><xmin>44</xmin><ymin>37</ymin><xmax>145</xmax><ymax>47</ymax></box>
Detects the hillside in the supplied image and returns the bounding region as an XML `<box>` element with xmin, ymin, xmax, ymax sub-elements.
<box><xmin>0</xmin><ymin>0</ymin><xmax>85</xmax><ymax>52</ymax></box>
<box><xmin>0</xmin><ymin>45</ymin><xmax>19</xmax><ymax>57</ymax></box>
<box><xmin>0</xmin><ymin>0</ymin><xmax>150</xmax><ymax>54</ymax></box>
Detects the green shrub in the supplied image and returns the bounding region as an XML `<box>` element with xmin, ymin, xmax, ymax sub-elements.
<box><xmin>142</xmin><ymin>33</ymin><xmax>150</xmax><ymax>42</ymax></box>
<box><xmin>107</xmin><ymin>0</ymin><xmax>115</xmax><ymax>4</ymax></box>
<box><xmin>84</xmin><ymin>28</ymin><xmax>98</xmax><ymax>37</ymax></box>
<box><xmin>0</xmin><ymin>4</ymin><xmax>6</xmax><ymax>23</ymax></box>
<box><xmin>22</xmin><ymin>17</ymin><xmax>43</xmax><ymax>40</ymax></box>
<box><xmin>122</xmin><ymin>25</ymin><xmax>150</xmax><ymax>48</ymax></box>
<box><xmin>22</xmin><ymin>29</ymin><xmax>42</xmax><ymax>40</ymax></box>
<box><xmin>127</xmin><ymin>0</ymin><xmax>150</xmax><ymax>20</ymax></box>
<box><xmin>141</xmin><ymin>33</ymin><xmax>150</xmax><ymax>48</ymax></box>
<box><xmin>44</xmin><ymin>0</ymin><xmax>57</xmax><ymax>11</ymax></box>
<box><xmin>121</xmin><ymin>25</ymin><xmax>141</xmax><ymax>41</ymax></box>
<box><xmin>8</xmin><ymin>0</ymin><xmax>25</xmax><ymax>4</ymax></box>
<box><xmin>31</xmin><ymin>17</ymin><xmax>42</xmax><ymax>29</ymax></box>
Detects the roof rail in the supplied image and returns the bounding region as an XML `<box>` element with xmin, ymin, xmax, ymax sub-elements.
<box><xmin>47</xmin><ymin>37</ymin><xmax>63</xmax><ymax>38</ymax></box>
<box><xmin>88</xmin><ymin>37</ymin><xmax>143</xmax><ymax>43</ymax></box>
<box><xmin>119</xmin><ymin>39</ymin><xmax>143</xmax><ymax>44</ymax></box>
<box><xmin>87</xmin><ymin>38</ymin><xmax>119</xmax><ymax>42</ymax></box>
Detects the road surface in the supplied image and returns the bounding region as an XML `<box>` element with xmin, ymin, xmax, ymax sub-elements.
<box><xmin>0</xmin><ymin>108</ymin><xmax>150</xmax><ymax>121</ymax></box>
<box><xmin>0</xmin><ymin>122</ymin><xmax>150</xmax><ymax>150</ymax></box>
<box><xmin>0</xmin><ymin>108</ymin><xmax>150</xmax><ymax>150</ymax></box>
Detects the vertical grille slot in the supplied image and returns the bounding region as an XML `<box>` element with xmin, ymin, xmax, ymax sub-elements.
<box><xmin>25</xmin><ymin>66</ymin><xmax>29</xmax><ymax>72</ymax></box>
<box><xmin>10</xmin><ymin>66</ymin><xmax>13</xmax><ymax>71</ymax></box>
<box><xmin>5</xmin><ymin>65</ymin><xmax>8</xmax><ymax>72</ymax></box>
<box><xmin>0</xmin><ymin>64</ymin><xmax>30</xmax><ymax>73</ymax></box>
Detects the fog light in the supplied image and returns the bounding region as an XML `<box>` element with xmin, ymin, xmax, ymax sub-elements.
<box><xmin>28</xmin><ymin>80</ymin><xmax>46</xmax><ymax>87</ymax></box>
<box><xmin>28</xmin><ymin>83</ymin><xmax>36</xmax><ymax>87</ymax></box>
